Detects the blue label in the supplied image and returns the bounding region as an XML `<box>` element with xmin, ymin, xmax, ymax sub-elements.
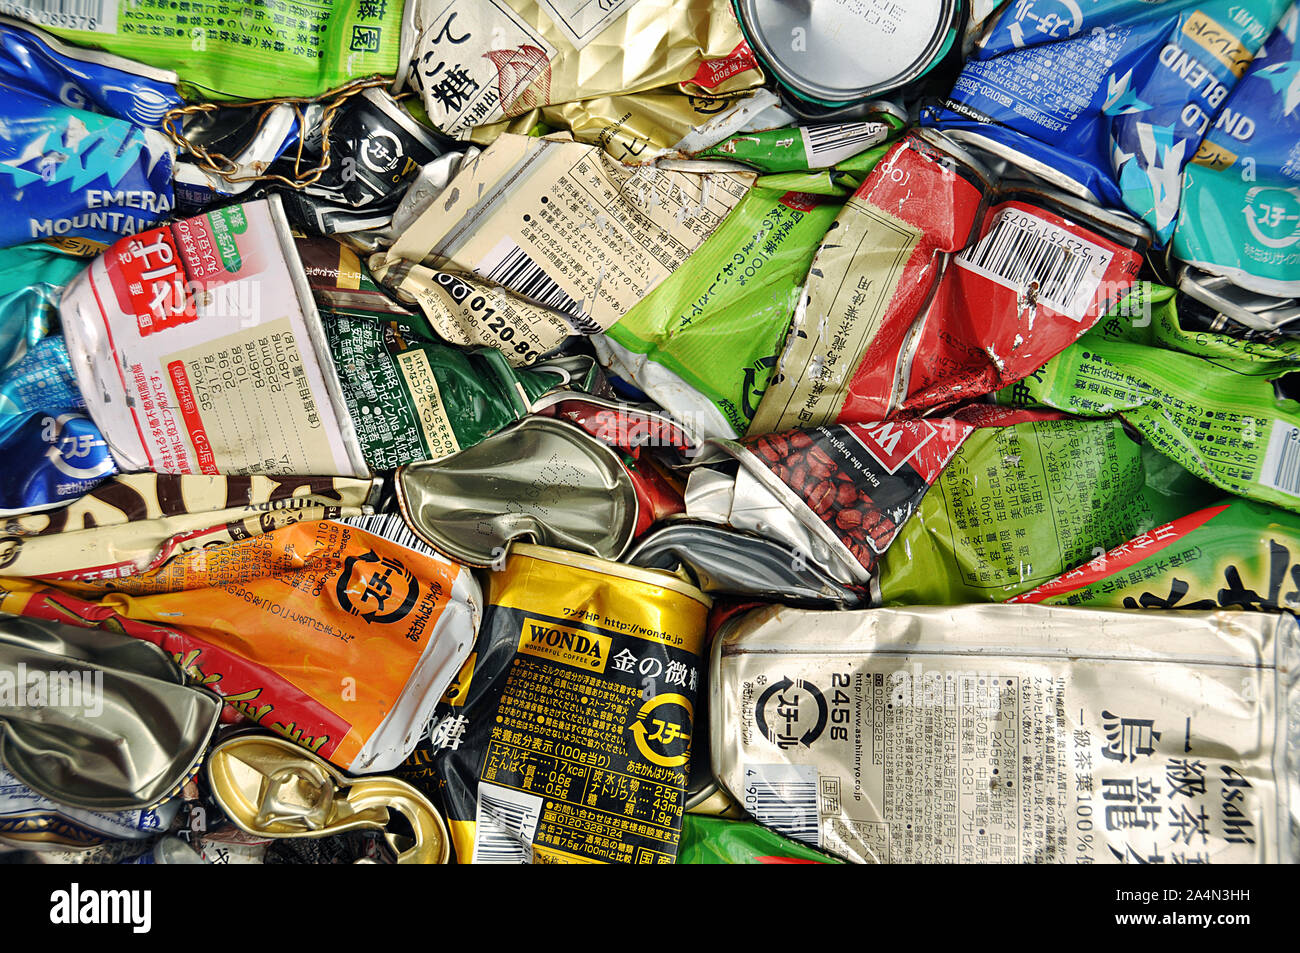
<box><xmin>1174</xmin><ymin>3</ymin><xmax>1300</xmax><ymax>294</ymax></box>
<box><xmin>0</xmin><ymin>85</ymin><xmax>173</xmax><ymax>248</ymax></box>
<box><xmin>0</xmin><ymin>243</ymin><xmax>85</xmax><ymax>367</ymax></box>
<box><xmin>0</xmin><ymin>20</ymin><xmax>182</xmax><ymax>128</ymax></box>
<box><xmin>0</xmin><ymin>411</ymin><xmax>115</xmax><ymax>513</ymax></box>
<box><xmin>925</xmin><ymin>0</ymin><xmax>1291</xmax><ymax>245</ymax></box>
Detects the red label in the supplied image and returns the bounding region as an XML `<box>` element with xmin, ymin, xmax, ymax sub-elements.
<box><xmin>172</xmin><ymin>216</ymin><xmax>226</xmax><ymax>285</ymax></box>
<box><xmin>168</xmin><ymin>361</ymin><xmax>219</xmax><ymax>475</ymax></box>
<box><xmin>105</xmin><ymin>226</ymin><xmax>196</xmax><ymax>337</ymax></box>
<box><xmin>1007</xmin><ymin>504</ymin><xmax>1229</xmax><ymax>603</ymax></box>
<box><xmin>832</xmin><ymin>136</ymin><xmax>1143</xmax><ymax>425</ymax></box>
<box><xmin>689</xmin><ymin>40</ymin><xmax>759</xmax><ymax>89</ymax></box>
<box><xmin>779</xmin><ymin>191</ymin><xmax>820</xmax><ymax>213</ymax></box>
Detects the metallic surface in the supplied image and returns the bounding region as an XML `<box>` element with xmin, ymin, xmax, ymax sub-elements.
<box><xmin>0</xmin><ymin>617</ymin><xmax>221</xmax><ymax>813</ymax></box>
<box><xmin>397</xmin><ymin>417</ymin><xmax>639</xmax><ymax>567</ymax></box>
<box><xmin>711</xmin><ymin>603</ymin><xmax>1297</xmax><ymax>863</ymax></box>
<box><xmin>207</xmin><ymin>733</ymin><xmax>449</xmax><ymax>865</ymax></box>
<box><xmin>627</xmin><ymin>522</ymin><xmax>866</xmax><ymax>608</ymax></box>
<box><xmin>736</xmin><ymin>0</ymin><xmax>959</xmax><ymax>103</ymax></box>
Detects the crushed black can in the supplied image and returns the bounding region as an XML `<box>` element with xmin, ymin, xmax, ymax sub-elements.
<box><xmin>401</xmin><ymin>543</ymin><xmax>710</xmax><ymax>863</ymax></box>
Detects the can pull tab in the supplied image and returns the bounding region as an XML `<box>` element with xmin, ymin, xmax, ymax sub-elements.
<box><xmin>254</xmin><ymin>764</ymin><xmax>334</xmax><ymax>831</ymax></box>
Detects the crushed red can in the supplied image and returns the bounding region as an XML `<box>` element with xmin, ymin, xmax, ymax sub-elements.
<box><xmin>750</xmin><ymin>130</ymin><xmax>1150</xmax><ymax>433</ymax></box>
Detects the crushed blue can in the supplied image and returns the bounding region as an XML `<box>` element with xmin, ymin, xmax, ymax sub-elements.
<box><xmin>1174</xmin><ymin>2</ymin><xmax>1300</xmax><ymax>297</ymax></box>
<box><xmin>924</xmin><ymin>0</ymin><xmax>1290</xmax><ymax>245</ymax></box>
<box><xmin>0</xmin><ymin>16</ymin><xmax>181</xmax><ymax>129</ymax></box>
<box><xmin>0</xmin><ymin>82</ymin><xmax>174</xmax><ymax>249</ymax></box>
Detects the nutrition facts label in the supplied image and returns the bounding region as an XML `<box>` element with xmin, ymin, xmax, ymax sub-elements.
<box><xmin>168</xmin><ymin>320</ymin><xmax>333</xmax><ymax>476</ymax></box>
<box><xmin>476</xmin><ymin>655</ymin><xmax>682</xmax><ymax>864</ymax></box>
<box><xmin>724</xmin><ymin>639</ymin><xmax>1278</xmax><ymax>864</ymax></box>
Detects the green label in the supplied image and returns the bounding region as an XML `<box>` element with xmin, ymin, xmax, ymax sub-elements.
<box><xmin>997</xmin><ymin>283</ymin><xmax>1300</xmax><ymax>513</ymax></box>
<box><xmin>606</xmin><ymin>188</ymin><xmax>841</xmax><ymax>436</ymax></box>
<box><xmin>1013</xmin><ymin>498</ymin><xmax>1300</xmax><ymax>614</ymax></box>
<box><xmin>677</xmin><ymin>815</ymin><xmax>839</xmax><ymax>864</ymax></box>
<box><xmin>21</xmin><ymin>0</ymin><xmax>404</xmax><ymax>100</ymax></box>
<box><xmin>877</xmin><ymin>417</ymin><xmax>1211</xmax><ymax>605</ymax></box>
<box><xmin>326</xmin><ymin>316</ymin><xmax>427</xmax><ymax>470</ymax></box>
<box><xmin>207</xmin><ymin>206</ymin><xmax>246</xmax><ymax>272</ymax></box>
<box><xmin>325</xmin><ymin>314</ymin><xmax>559</xmax><ymax>470</ymax></box>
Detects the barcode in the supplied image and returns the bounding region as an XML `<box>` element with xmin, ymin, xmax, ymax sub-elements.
<box><xmin>477</xmin><ymin>237</ymin><xmax>601</xmax><ymax>334</ymax></box>
<box><xmin>472</xmin><ymin>783</ymin><xmax>542</xmax><ymax>864</ymax></box>
<box><xmin>0</xmin><ymin>0</ymin><xmax>119</xmax><ymax>31</ymax></box>
<box><xmin>1261</xmin><ymin>423</ymin><xmax>1300</xmax><ymax>497</ymax></box>
<box><xmin>743</xmin><ymin>764</ymin><xmax>820</xmax><ymax>847</ymax></box>
<box><xmin>336</xmin><ymin>514</ymin><xmax>438</xmax><ymax>558</ymax></box>
<box><xmin>954</xmin><ymin>208</ymin><xmax>1113</xmax><ymax>321</ymax></box>
<box><xmin>800</xmin><ymin>122</ymin><xmax>887</xmax><ymax>167</ymax></box>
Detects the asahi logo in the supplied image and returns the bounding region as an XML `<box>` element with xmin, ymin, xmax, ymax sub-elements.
<box><xmin>49</xmin><ymin>884</ymin><xmax>151</xmax><ymax>933</ymax></box>
<box><xmin>516</xmin><ymin>619</ymin><xmax>612</xmax><ymax>673</ymax></box>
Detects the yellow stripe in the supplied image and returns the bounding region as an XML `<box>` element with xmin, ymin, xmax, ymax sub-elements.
<box><xmin>336</xmin><ymin>244</ymin><xmax>363</xmax><ymax>290</ymax></box>
<box><xmin>491</xmin><ymin>546</ymin><xmax>709</xmax><ymax>656</ymax></box>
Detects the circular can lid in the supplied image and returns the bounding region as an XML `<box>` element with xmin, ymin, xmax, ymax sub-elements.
<box><xmin>736</xmin><ymin>0</ymin><xmax>959</xmax><ymax>104</ymax></box>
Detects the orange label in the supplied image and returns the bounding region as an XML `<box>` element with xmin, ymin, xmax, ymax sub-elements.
<box><xmin>4</xmin><ymin>518</ymin><xmax>469</xmax><ymax>769</ymax></box>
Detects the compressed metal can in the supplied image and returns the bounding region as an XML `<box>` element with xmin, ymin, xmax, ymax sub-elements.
<box><xmin>734</xmin><ymin>0</ymin><xmax>963</xmax><ymax>105</ymax></box>
<box><xmin>711</xmin><ymin>603</ymin><xmax>1298</xmax><ymax>863</ymax></box>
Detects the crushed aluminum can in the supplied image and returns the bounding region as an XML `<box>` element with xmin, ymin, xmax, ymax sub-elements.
<box><xmin>58</xmin><ymin>196</ymin><xmax>370</xmax><ymax>478</ymax></box>
<box><xmin>468</xmin><ymin>86</ymin><xmax>786</xmax><ymax>166</ymax></box>
<box><xmin>0</xmin><ymin>83</ymin><xmax>174</xmax><ymax>250</ymax></box>
<box><xmin>1008</xmin><ymin>497</ymin><xmax>1300</xmax><ymax>612</ymax></box>
<box><xmin>995</xmin><ymin>281</ymin><xmax>1300</xmax><ymax>514</ymax></box>
<box><xmin>531</xmin><ymin>392</ymin><xmax>701</xmax><ymax>466</ymax></box>
<box><xmin>369</xmin><ymin>133</ymin><xmax>755</xmax><ymax>362</ymax></box>
<box><xmin>749</xmin><ymin>129</ymin><xmax>1149</xmax><ymax>434</ymax></box>
<box><xmin>0</xmin><ymin>472</ymin><xmax>380</xmax><ymax>581</ymax></box>
<box><xmin>0</xmin><ymin>765</ymin><xmax>179</xmax><ymax>851</ymax></box>
<box><xmin>397</xmin><ymin>415</ymin><xmax>640</xmax><ymax>567</ymax></box>
<box><xmin>8</xmin><ymin>0</ymin><xmax>405</xmax><ymax>100</ymax></box>
<box><xmin>711</xmin><ymin>602</ymin><xmax>1299</xmax><ymax>863</ymax></box>
<box><xmin>1176</xmin><ymin>266</ymin><xmax>1300</xmax><ymax>337</ymax></box>
<box><xmin>401</xmin><ymin>542</ymin><xmax>711</xmax><ymax>863</ymax></box>
<box><xmin>628</xmin><ymin>522</ymin><xmax>866</xmax><ymax>609</ymax></box>
<box><xmin>403</xmin><ymin>0</ymin><xmax>764</xmax><ymax>138</ymax></box>
<box><xmin>0</xmin><ymin>15</ymin><xmax>181</xmax><ymax>128</ymax></box>
<box><xmin>0</xmin><ymin>616</ymin><xmax>221</xmax><ymax>813</ymax></box>
<box><xmin>684</xmin><ymin>415</ymin><xmax>980</xmax><ymax>585</ymax></box>
<box><xmin>924</xmin><ymin>0</ymin><xmax>1287</xmax><ymax>246</ymax></box>
<box><xmin>172</xmin><ymin>103</ymin><xmax>301</xmax><ymax>210</ymax></box>
<box><xmin>1</xmin><ymin>514</ymin><xmax>481</xmax><ymax>775</ymax></box>
<box><xmin>594</xmin><ymin>186</ymin><xmax>845</xmax><ymax>440</ymax></box>
<box><xmin>275</xmin><ymin>87</ymin><xmax>454</xmax><ymax>237</ymax></box>
<box><xmin>206</xmin><ymin>732</ymin><xmax>450</xmax><ymax>864</ymax></box>
<box><xmin>734</xmin><ymin>0</ymin><xmax>963</xmax><ymax>106</ymax></box>
<box><xmin>1173</xmin><ymin>3</ymin><xmax>1300</xmax><ymax>299</ymax></box>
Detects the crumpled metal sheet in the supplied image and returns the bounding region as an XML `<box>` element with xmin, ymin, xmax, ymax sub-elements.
<box><xmin>0</xmin><ymin>616</ymin><xmax>221</xmax><ymax>813</ymax></box>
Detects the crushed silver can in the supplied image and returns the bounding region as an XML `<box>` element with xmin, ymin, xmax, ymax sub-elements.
<box><xmin>628</xmin><ymin>522</ymin><xmax>866</xmax><ymax>609</ymax></box>
<box><xmin>734</xmin><ymin>0</ymin><xmax>963</xmax><ymax>105</ymax></box>
<box><xmin>396</xmin><ymin>416</ymin><xmax>640</xmax><ymax>567</ymax></box>
<box><xmin>711</xmin><ymin>603</ymin><xmax>1298</xmax><ymax>864</ymax></box>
